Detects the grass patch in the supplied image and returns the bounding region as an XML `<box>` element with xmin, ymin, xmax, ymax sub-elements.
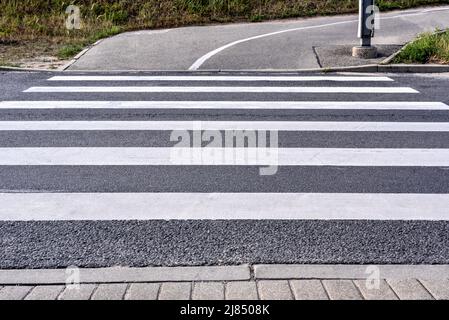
<box><xmin>1</xmin><ymin>0</ymin><xmax>449</xmax><ymax>67</ymax></box>
<box><xmin>88</xmin><ymin>26</ymin><xmax>122</xmax><ymax>43</ymax></box>
<box><xmin>394</xmin><ymin>29</ymin><xmax>449</xmax><ymax>64</ymax></box>
<box><xmin>56</xmin><ymin>26</ymin><xmax>122</xmax><ymax>59</ymax></box>
<box><xmin>57</xmin><ymin>43</ymin><xmax>84</xmax><ymax>59</ymax></box>
<box><xmin>0</xmin><ymin>60</ymin><xmax>21</xmax><ymax>68</ymax></box>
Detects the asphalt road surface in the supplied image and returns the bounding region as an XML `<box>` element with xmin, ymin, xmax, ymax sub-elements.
<box><xmin>68</xmin><ymin>6</ymin><xmax>449</xmax><ymax>71</ymax></box>
<box><xmin>1</xmin><ymin>70</ymin><xmax>449</xmax><ymax>268</ymax></box>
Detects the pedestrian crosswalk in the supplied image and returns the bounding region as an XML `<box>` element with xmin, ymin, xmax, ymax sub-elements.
<box><xmin>1</xmin><ymin>73</ymin><xmax>448</xmax><ymax>221</ymax></box>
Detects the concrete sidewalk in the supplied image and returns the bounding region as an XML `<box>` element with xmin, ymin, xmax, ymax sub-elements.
<box><xmin>1</xmin><ymin>265</ymin><xmax>448</xmax><ymax>300</ymax></box>
<box><xmin>67</xmin><ymin>6</ymin><xmax>449</xmax><ymax>71</ymax></box>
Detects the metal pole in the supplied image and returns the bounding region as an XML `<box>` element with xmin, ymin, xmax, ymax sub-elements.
<box><xmin>358</xmin><ymin>0</ymin><xmax>375</xmax><ymax>47</ymax></box>
<box><xmin>353</xmin><ymin>0</ymin><xmax>377</xmax><ymax>58</ymax></box>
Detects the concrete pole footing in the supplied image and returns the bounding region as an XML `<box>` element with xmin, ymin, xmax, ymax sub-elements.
<box><xmin>352</xmin><ymin>46</ymin><xmax>378</xmax><ymax>59</ymax></box>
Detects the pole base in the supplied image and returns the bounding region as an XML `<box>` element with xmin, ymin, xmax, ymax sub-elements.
<box><xmin>352</xmin><ymin>46</ymin><xmax>377</xmax><ymax>59</ymax></box>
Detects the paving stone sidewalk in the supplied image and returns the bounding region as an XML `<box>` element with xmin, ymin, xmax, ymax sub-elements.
<box><xmin>1</xmin><ymin>265</ymin><xmax>448</xmax><ymax>300</ymax></box>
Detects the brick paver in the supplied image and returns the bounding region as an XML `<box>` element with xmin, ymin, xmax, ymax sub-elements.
<box><xmin>225</xmin><ymin>281</ymin><xmax>258</xmax><ymax>300</ymax></box>
<box><xmin>91</xmin><ymin>283</ymin><xmax>128</xmax><ymax>300</ymax></box>
<box><xmin>354</xmin><ymin>280</ymin><xmax>398</xmax><ymax>300</ymax></box>
<box><xmin>257</xmin><ymin>280</ymin><xmax>293</xmax><ymax>300</ymax></box>
<box><xmin>192</xmin><ymin>282</ymin><xmax>225</xmax><ymax>300</ymax></box>
<box><xmin>158</xmin><ymin>282</ymin><xmax>191</xmax><ymax>300</ymax></box>
<box><xmin>290</xmin><ymin>280</ymin><xmax>329</xmax><ymax>300</ymax></box>
<box><xmin>58</xmin><ymin>284</ymin><xmax>97</xmax><ymax>300</ymax></box>
<box><xmin>420</xmin><ymin>280</ymin><xmax>449</xmax><ymax>300</ymax></box>
<box><xmin>322</xmin><ymin>280</ymin><xmax>363</xmax><ymax>300</ymax></box>
<box><xmin>25</xmin><ymin>285</ymin><xmax>65</xmax><ymax>300</ymax></box>
<box><xmin>0</xmin><ymin>286</ymin><xmax>33</xmax><ymax>300</ymax></box>
<box><xmin>387</xmin><ymin>279</ymin><xmax>434</xmax><ymax>300</ymax></box>
<box><xmin>125</xmin><ymin>283</ymin><xmax>160</xmax><ymax>300</ymax></box>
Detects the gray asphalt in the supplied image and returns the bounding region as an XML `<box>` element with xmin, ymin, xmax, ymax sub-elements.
<box><xmin>2</xmin><ymin>131</ymin><xmax>449</xmax><ymax>148</ymax></box>
<box><xmin>67</xmin><ymin>6</ymin><xmax>449</xmax><ymax>71</ymax></box>
<box><xmin>0</xmin><ymin>166</ymin><xmax>448</xmax><ymax>193</ymax></box>
<box><xmin>2</xmin><ymin>220</ymin><xmax>449</xmax><ymax>269</ymax></box>
<box><xmin>1</xmin><ymin>71</ymin><xmax>449</xmax><ymax>268</ymax></box>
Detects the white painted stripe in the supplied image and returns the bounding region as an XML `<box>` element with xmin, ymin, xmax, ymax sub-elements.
<box><xmin>0</xmin><ymin>193</ymin><xmax>448</xmax><ymax>221</ymax></box>
<box><xmin>0</xmin><ymin>148</ymin><xmax>448</xmax><ymax>166</ymax></box>
<box><xmin>23</xmin><ymin>86</ymin><xmax>419</xmax><ymax>94</ymax></box>
<box><xmin>48</xmin><ymin>76</ymin><xmax>394</xmax><ymax>82</ymax></box>
<box><xmin>1</xmin><ymin>101</ymin><xmax>444</xmax><ymax>110</ymax></box>
<box><xmin>1</xmin><ymin>121</ymin><xmax>449</xmax><ymax>132</ymax></box>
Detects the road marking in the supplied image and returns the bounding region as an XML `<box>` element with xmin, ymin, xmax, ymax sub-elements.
<box><xmin>0</xmin><ymin>193</ymin><xmax>448</xmax><ymax>221</ymax></box>
<box><xmin>1</xmin><ymin>121</ymin><xmax>449</xmax><ymax>132</ymax></box>
<box><xmin>189</xmin><ymin>20</ymin><xmax>359</xmax><ymax>70</ymax></box>
<box><xmin>48</xmin><ymin>76</ymin><xmax>394</xmax><ymax>82</ymax></box>
<box><xmin>1</xmin><ymin>101</ymin><xmax>442</xmax><ymax>110</ymax></box>
<box><xmin>23</xmin><ymin>86</ymin><xmax>418</xmax><ymax>93</ymax></box>
<box><xmin>189</xmin><ymin>7</ymin><xmax>449</xmax><ymax>70</ymax></box>
<box><xmin>0</xmin><ymin>148</ymin><xmax>448</xmax><ymax>166</ymax></box>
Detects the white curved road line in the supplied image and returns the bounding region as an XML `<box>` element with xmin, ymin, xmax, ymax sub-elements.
<box><xmin>188</xmin><ymin>7</ymin><xmax>449</xmax><ymax>70</ymax></box>
<box><xmin>188</xmin><ymin>20</ymin><xmax>357</xmax><ymax>71</ymax></box>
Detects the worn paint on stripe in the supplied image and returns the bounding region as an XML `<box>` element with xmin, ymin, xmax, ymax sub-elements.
<box><xmin>0</xmin><ymin>193</ymin><xmax>448</xmax><ymax>221</ymax></box>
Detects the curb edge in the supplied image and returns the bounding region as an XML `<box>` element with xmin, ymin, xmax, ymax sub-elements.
<box><xmin>1</xmin><ymin>64</ymin><xmax>448</xmax><ymax>74</ymax></box>
<box><xmin>2</xmin><ymin>265</ymin><xmax>449</xmax><ymax>285</ymax></box>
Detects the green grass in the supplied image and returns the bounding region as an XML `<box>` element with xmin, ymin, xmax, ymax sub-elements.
<box><xmin>394</xmin><ymin>29</ymin><xmax>449</xmax><ymax>64</ymax></box>
<box><xmin>1</xmin><ymin>0</ymin><xmax>449</xmax><ymax>64</ymax></box>
<box><xmin>57</xmin><ymin>43</ymin><xmax>84</xmax><ymax>59</ymax></box>
<box><xmin>0</xmin><ymin>60</ymin><xmax>21</xmax><ymax>68</ymax></box>
<box><xmin>57</xmin><ymin>25</ymin><xmax>122</xmax><ymax>59</ymax></box>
